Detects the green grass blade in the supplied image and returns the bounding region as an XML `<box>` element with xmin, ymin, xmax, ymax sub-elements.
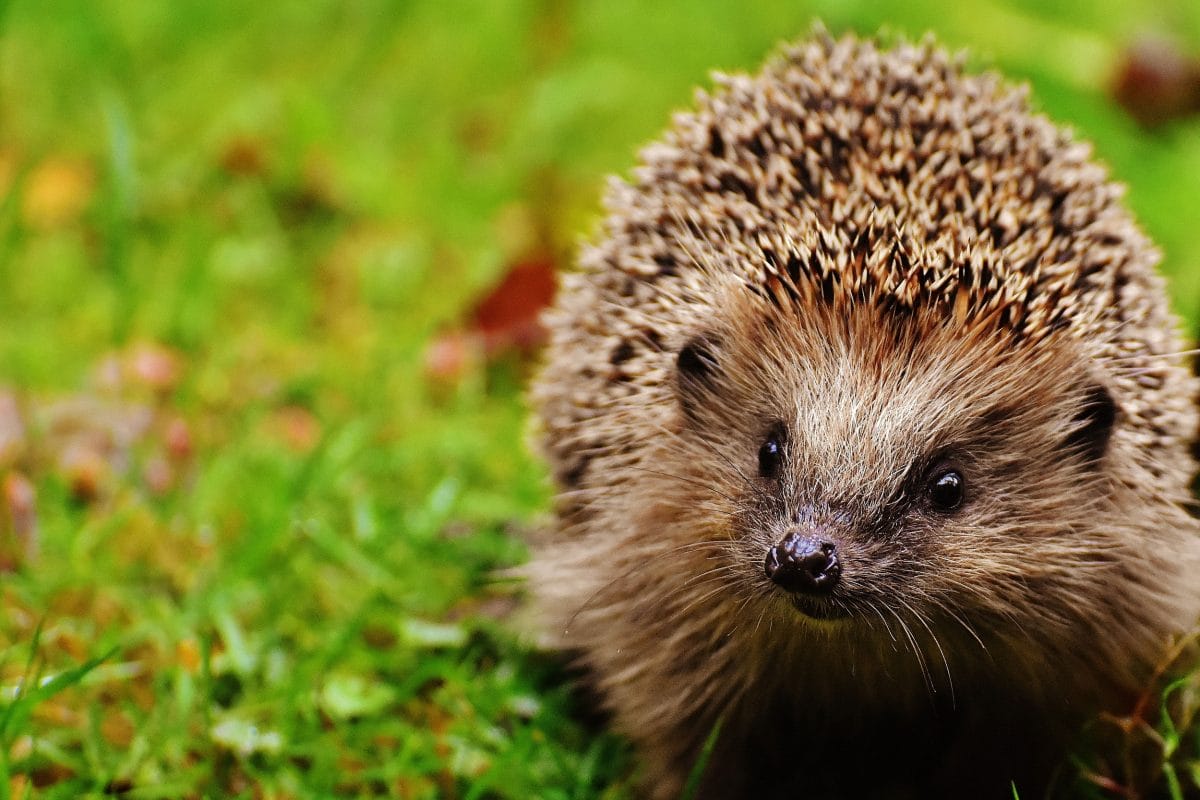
<box><xmin>680</xmin><ymin>717</ymin><xmax>723</xmax><ymax>800</ymax></box>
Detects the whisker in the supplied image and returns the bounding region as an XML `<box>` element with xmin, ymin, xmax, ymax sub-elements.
<box><xmin>674</xmin><ymin>579</ymin><xmax>740</xmax><ymax>619</ymax></box>
<box><xmin>560</xmin><ymin>538</ymin><xmax>739</xmax><ymax>637</ymax></box>
<box><xmin>751</xmin><ymin>591</ymin><xmax>774</xmax><ymax>637</ymax></box>
<box><xmin>932</xmin><ymin>600</ymin><xmax>988</xmax><ymax>655</ymax></box>
<box><xmin>628</xmin><ymin>466</ymin><xmax>738</xmax><ymax>503</ymax></box>
<box><xmin>901</xmin><ymin>598</ymin><xmax>955</xmax><ymax>708</ymax></box>
<box><xmin>1107</xmin><ymin>346</ymin><xmax>1200</xmax><ymax>364</ymax></box>
<box><xmin>888</xmin><ymin>604</ymin><xmax>934</xmax><ymax>698</ymax></box>
<box><xmin>864</xmin><ymin>597</ymin><xmax>898</xmax><ymax>644</ymax></box>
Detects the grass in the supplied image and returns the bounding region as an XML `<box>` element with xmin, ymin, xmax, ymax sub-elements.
<box><xmin>0</xmin><ymin>0</ymin><xmax>1198</xmax><ymax>797</ymax></box>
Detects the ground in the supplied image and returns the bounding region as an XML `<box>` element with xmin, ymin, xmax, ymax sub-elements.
<box><xmin>1</xmin><ymin>0</ymin><xmax>1200</xmax><ymax>797</ymax></box>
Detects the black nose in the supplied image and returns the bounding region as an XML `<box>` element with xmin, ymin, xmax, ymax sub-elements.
<box><xmin>764</xmin><ymin>532</ymin><xmax>840</xmax><ymax>594</ymax></box>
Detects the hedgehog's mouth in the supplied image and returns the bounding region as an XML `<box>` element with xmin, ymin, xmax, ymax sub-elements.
<box><xmin>789</xmin><ymin>594</ymin><xmax>851</xmax><ymax>621</ymax></box>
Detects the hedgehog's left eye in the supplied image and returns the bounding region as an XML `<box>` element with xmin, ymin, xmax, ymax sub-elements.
<box><xmin>757</xmin><ymin>427</ymin><xmax>785</xmax><ymax>479</ymax></box>
<box><xmin>928</xmin><ymin>468</ymin><xmax>965</xmax><ymax>511</ymax></box>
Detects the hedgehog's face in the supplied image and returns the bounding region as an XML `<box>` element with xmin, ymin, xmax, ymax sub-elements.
<box><xmin>671</xmin><ymin>295</ymin><xmax>1122</xmax><ymax>644</ymax></box>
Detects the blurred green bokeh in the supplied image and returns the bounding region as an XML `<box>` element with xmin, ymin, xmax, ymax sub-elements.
<box><xmin>3</xmin><ymin>0</ymin><xmax>1200</xmax><ymax>380</ymax></box>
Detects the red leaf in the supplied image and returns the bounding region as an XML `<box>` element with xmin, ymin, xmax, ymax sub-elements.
<box><xmin>470</xmin><ymin>255</ymin><xmax>557</xmax><ymax>354</ymax></box>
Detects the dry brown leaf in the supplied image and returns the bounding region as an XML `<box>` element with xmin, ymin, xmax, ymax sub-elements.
<box><xmin>58</xmin><ymin>442</ymin><xmax>110</xmax><ymax>503</ymax></box>
<box><xmin>1113</xmin><ymin>37</ymin><xmax>1200</xmax><ymax>127</ymax></box>
<box><xmin>100</xmin><ymin>710</ymin><xmax>135</xmax><ymax>748</ymax></box>
<box><xmin>219</xmin><ymin>136</ymin><xmax>270</xmax><ymax>177</ymax></box>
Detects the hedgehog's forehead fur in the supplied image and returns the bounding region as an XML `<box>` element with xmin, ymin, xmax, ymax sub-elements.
<box><xmin>681</xmin><ymin>279</ymin><xmax>1098</xmax><ymax>506</ymax></box>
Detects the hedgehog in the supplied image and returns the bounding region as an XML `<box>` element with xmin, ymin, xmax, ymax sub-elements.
<box><xmin>527</xmin><ymin>32</ymin><xmax>1200</xmax><ymax>799</ymax></box>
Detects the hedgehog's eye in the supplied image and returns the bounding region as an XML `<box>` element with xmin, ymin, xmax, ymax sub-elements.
<box><xmin>757</xmin><ymin>427</ymin><xmax>785</xmax><ymax>479</ymax></box>
<box><xmin>927</xmin><ymin>468</ymin><xmax>965</xmax><ymax>511</ymax></box>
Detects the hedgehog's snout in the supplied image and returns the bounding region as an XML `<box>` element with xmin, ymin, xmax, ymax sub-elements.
<box><xmin>764</xmin><ymin>530</ymin><xmax>841</xmax><ymax>595</ymax></box>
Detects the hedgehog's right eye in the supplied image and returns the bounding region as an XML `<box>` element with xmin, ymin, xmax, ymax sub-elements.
<box><xmin>927</xmin><ymin>468</ymin><xmax>965</xmax><ymax>512</ymax></box>
<box><xmin>758</xmin><ymin>427</ymin><xmax>785</xmax><ymax>479</ymax></box>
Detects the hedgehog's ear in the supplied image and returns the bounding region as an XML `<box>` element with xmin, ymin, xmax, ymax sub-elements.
<box><xmin>676</xmin><ymin>334</ymin><xmax>721</xmax><ymax>419</ymax></box>
<box><xmin>1065</xmin><ymin>382</ymin><xmax>1118</xmax><ymax>465</ymax></box>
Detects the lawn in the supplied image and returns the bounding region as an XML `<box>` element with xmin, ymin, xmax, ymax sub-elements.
<box><xmin>1</xmin><ymin>0</ymin><xmax>1200</xmax><ymax>797</ymax></box>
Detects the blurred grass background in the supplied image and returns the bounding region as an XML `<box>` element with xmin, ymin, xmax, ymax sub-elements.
<box><xmin>0</xmin><ymin>0</ymin><xmax>1199</xmax><ymax>797</ymax></box>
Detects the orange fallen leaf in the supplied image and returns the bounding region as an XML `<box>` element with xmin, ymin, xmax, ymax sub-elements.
<box><xmin>47</xmin><ymin>625</ymin><xmax>89</xmax><ymax>662</ymax></box>
<box><xmin>177</xmin><ymin>637</ymin><xmax>201</xmax><ymax>674</ymax></box>
<box><xmin>21</xmin><ymin>157</ymin><xmax>95</xmax><ymax>229</ymax></box>
<box><xmin>100</xmin><ymin>710</ymin><xmax>135</xmax><ymax>748</ymax></box>
<box><xmin>164</xmin><ymin>416</ymin><xmax>193</xmax><ymax>461</ymax></box>
<box><xmin>270</xmin><ymin>405</ymin><xmax>321</xmax><ymax>453</ymax></box>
